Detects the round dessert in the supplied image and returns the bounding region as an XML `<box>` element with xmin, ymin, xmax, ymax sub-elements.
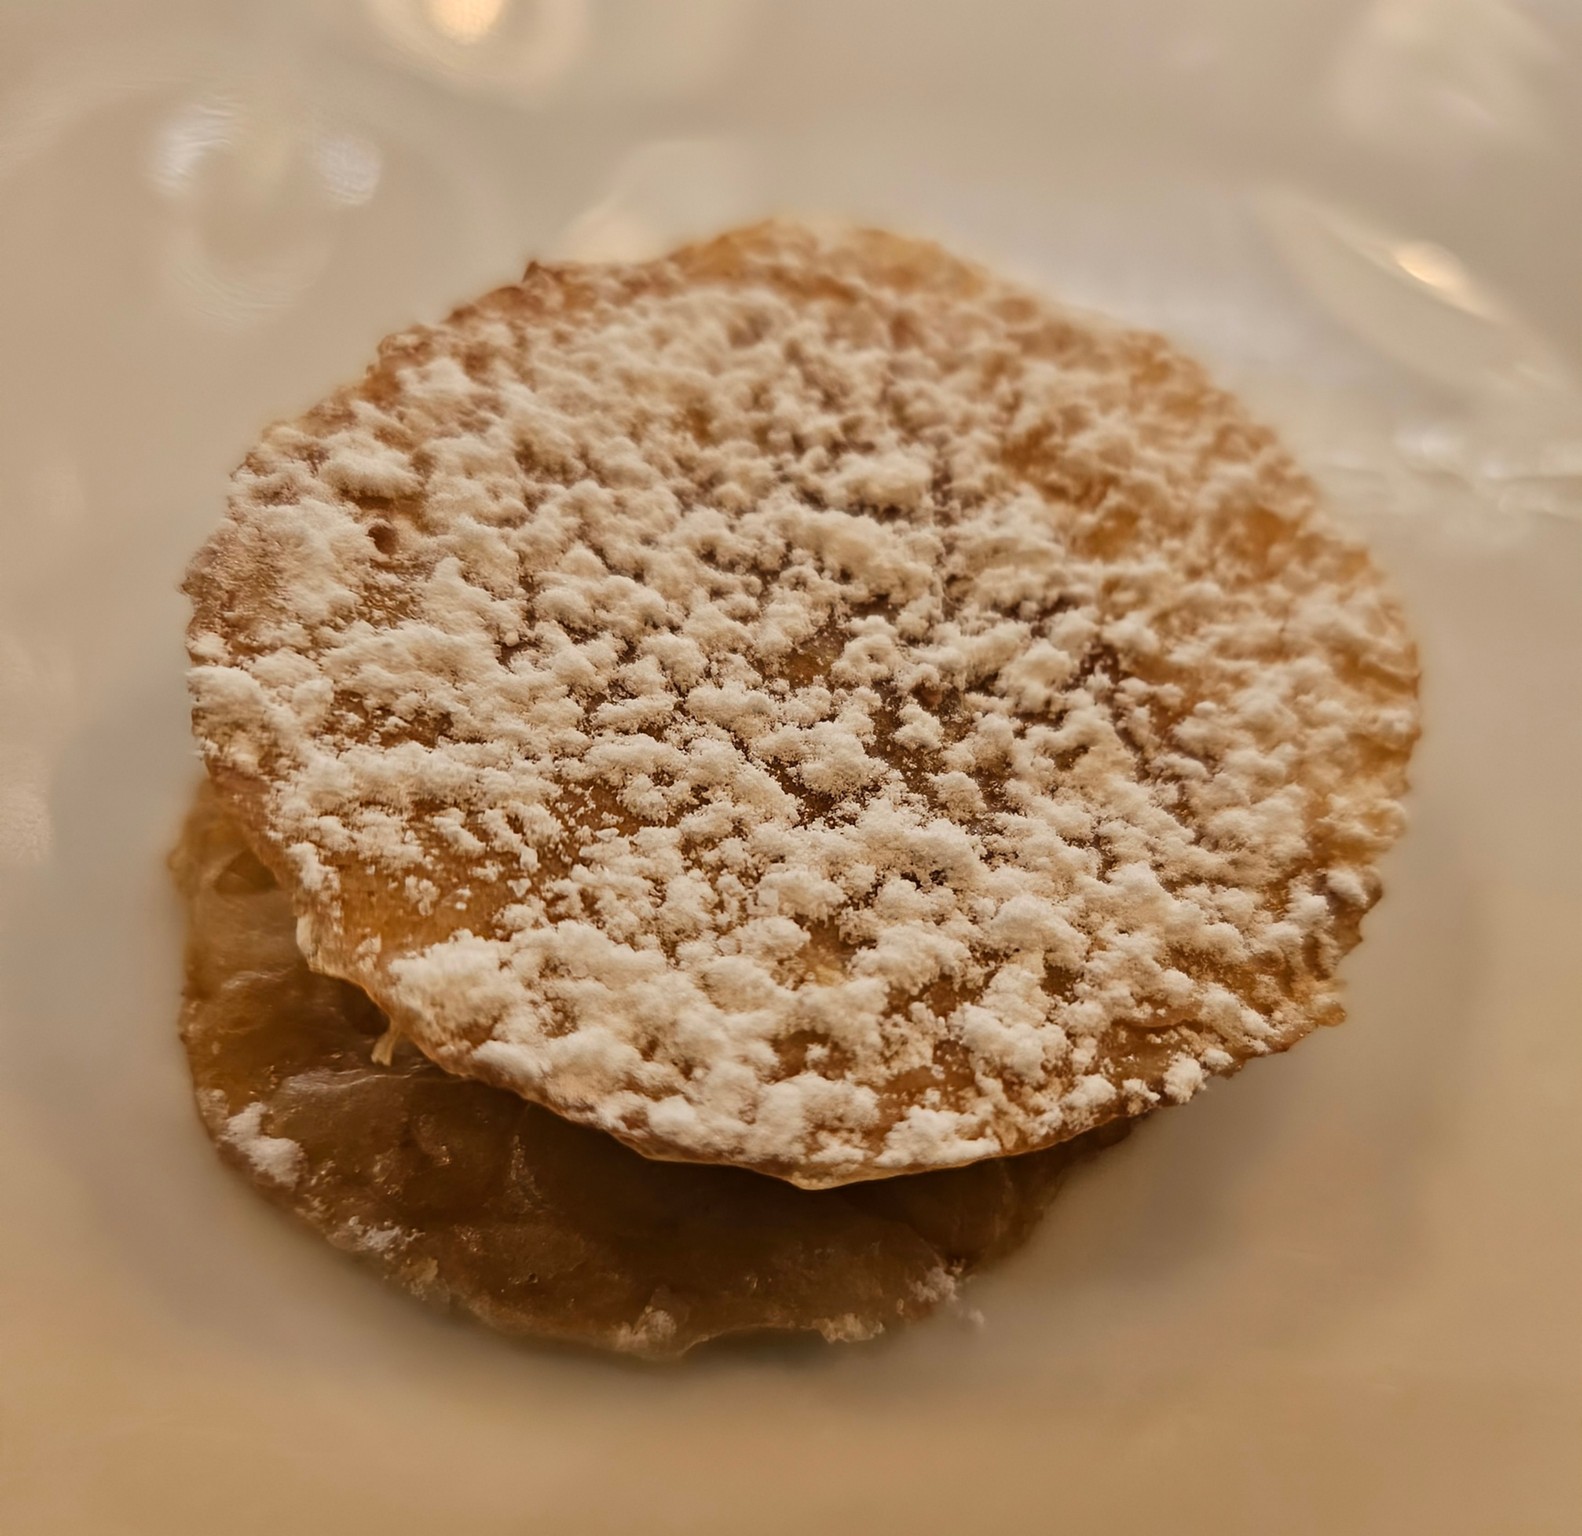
<box><xmin>184</xmin><ymin>220</ymin><xmax>1419</xmax><ymax>1187</ymax></box>
<box><xmin>173</xmin><ymin>783</ymin><xmax>1122</xmax><ymax>1357</ymax></box>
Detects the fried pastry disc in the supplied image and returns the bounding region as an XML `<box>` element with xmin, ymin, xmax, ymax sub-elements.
<box><xmin>174</xmin><ymin>783</ymin><xmax>1124</xmax><ymax>1357</ymax></box>
<box><xmin>184</xmin><ymin>220</ymin><xmax>1418</xmax><ymax>1186</ymax></box>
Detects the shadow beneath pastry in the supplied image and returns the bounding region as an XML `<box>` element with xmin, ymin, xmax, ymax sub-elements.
<box><xmin>0</xmin><ymin>669</ymin><xmax>1472</xmax><ymax>1385</ymax></box>
<box><xmin>0</xmin><ymin>684</ymin><xmax>1126</xmax><ymax>1371</ymax></box>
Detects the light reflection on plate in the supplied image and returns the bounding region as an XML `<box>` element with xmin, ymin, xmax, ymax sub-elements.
<box><xmin>359</xmin><ymin>0</ymin><xmax>759</xmax><ymax>103</ymax></box>
<box><xmin>1329</xmin><ymin>0</ymin><xmax>1558</xmax><ymax>157</ymax></box>
<box><xmin>149</xmin><ymin>91</ymin><xmax>384</xmax><ymax>332</ymax></box>
<box><xmin>1256</xmin><ymin>186</ymin><xmax>1574</xmax><ymax>394</ymax></box>
<box><xmin>362</xmin><ymin>0</ymin><xmax>589</xmax><ymax>95</ymax></box>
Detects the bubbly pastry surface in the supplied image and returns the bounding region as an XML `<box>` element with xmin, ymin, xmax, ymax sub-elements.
<box><xmin>173</xmin><ymin>783</ymin><xmax>1120</xmax><ymax>1357</ymax></box>
<box><xmin>185</xmin><ymin>221</ymin><xmax>1419</xmax><ymax>1185</ymax></box>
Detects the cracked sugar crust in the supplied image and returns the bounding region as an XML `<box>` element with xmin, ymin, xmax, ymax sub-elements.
<box><xmin>184</xmin><ymin>219</ymin><xmax>1419</xmax><ymax>1187</ymax></box>
<box><xmin>172</xmin><ymin>782</ymin><xmax>1124</xmax><ymax>1358</ymax></box>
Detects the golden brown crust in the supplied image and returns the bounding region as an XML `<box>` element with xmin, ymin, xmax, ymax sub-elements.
<box><xmin>185</xmin><ymin>220</ymin><xmax>1419</xmax><ymax>1186</ymax></box>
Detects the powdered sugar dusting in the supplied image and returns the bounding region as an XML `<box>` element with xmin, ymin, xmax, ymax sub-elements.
<box><xmin>222</xmin><ymin>1101</ymin><xmax>305</xmax><ymax>1188</ymax></box>
<box><xmin>185</xmin><ymin>221</ymin><xmax>1418</xmax><ymax>1186</ymax></box>
<box><xmin>612</xmin><ymin>1303</ymin><xmax>678</xmax><ymax>1353</ymax></box>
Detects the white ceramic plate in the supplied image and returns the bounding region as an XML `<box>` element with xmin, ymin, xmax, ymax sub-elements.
<box><xmin>2</xmin><ymin>3</ymin><xmax>1578</xmax><ymax>1532</ymax></box>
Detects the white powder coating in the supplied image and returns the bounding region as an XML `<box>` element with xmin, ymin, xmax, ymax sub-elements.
<box><xmin>185</xmin><ymin>221</ymin><xmax>1418</xmax><ymax>1186</ymax></box>
<box><xmin>222</xmin><ymin>1101</ymin><xmax>306</xmax><ymax>1188</ymax></box>
<box><xmin>612</xmin><ymin>1304</ymin><xmax>679</xmax><ymax>1353</ymax></box>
